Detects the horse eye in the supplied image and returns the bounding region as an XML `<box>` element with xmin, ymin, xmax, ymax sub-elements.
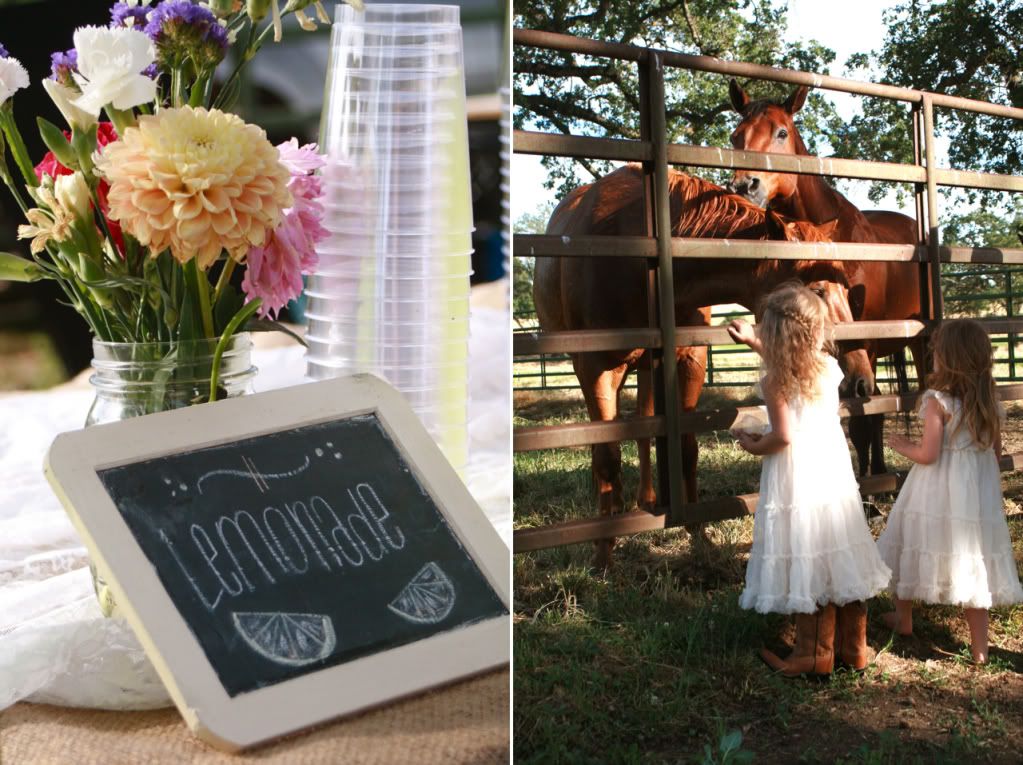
<box><xmin>777</xmin><ymin>128</ymin><xmax>788</xmax><ymax>140</ymax></box>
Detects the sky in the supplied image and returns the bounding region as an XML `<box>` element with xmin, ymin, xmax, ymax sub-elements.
<box><xmin>511</xmin><ymin>0</ymin><xmax>917</xmax><ymax>224</ymax></box>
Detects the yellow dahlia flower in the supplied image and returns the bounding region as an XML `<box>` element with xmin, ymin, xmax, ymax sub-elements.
<box><xmin>96</xmin><ymin>106</ymin><xmax>292</xmax><ymax>268</ymax></box>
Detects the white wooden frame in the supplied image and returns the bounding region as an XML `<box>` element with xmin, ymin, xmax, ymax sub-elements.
<box><xmin>45</xmin><ymin>373</ymin><xmax>510</xmax><ymax>751</ymax></box>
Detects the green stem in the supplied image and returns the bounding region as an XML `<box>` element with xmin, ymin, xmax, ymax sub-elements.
<box><xmin>170</xmin><ymin>67</ymin><xmax>184</xmax><ymax>108</ymax></box>
<box><xmin>2</xmin><ymin>175</ymin><xmax>28</xmax><ymax>215</ymax></box>
<box><xmin>0</xmin><ymin>107</ymin><xmax>39</xmax><ymax>188</ymax></box>
<box><xmin>212</xmin><ymin>257</ymin><xmax>237</xmax><ymax>307</ymax></box>
<box><xmin>105</xmin><ymin>106</ymin><xmax>135</xmax><ymax>137</ymax></box>
<box><xmin>190</xmin><ymin>258</ymin><xmax>216</xmax><ymax>339</ymax></box>
<box><xmin>208</xmin><ymin>299</ymin><xmax>261</xmax><ymax>403</ymax></box>
<box><xmin>213</xmin><ymin>23</ymin><xmax>273</xmax><ymax>109</ymax></box>
<box><xmin>189</xmin><ymin>72</ymin><xmax>209</xmax><ymax>107</ymax></box>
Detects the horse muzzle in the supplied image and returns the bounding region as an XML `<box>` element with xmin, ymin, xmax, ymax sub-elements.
<box><xmin>731</xmin><ymin>175</ymin><xmax>768</xmax><ymax>208</ymax></box>
<box><xmin>841</xmin><ymin>374</ymin><xmax>874</xmax><ymax>399</ymax></box>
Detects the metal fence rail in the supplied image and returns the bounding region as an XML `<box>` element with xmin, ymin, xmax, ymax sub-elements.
<box><xmin>512</xmin><ymin>28</ymin><xmax>1023</xmax><ymax>553</ymax></box>
<box><xmin>514</xmin><ymin>269</ymin><xmax>1023</xmax><ymax>390</ymax></box>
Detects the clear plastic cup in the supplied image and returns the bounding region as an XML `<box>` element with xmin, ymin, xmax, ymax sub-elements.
<box><xmin>304</xmin><ymin>317</ymin><xmax>470</xmax><ymax>341</ymax></box>
<box><xmin>305</xmin><ymin>309</ymin><xmax>470</xmax><ymax>329</ymax></box>
<box><xmin>305</xmin><ymin>273</ymin><xmax>470</xmax><ymax>291</ymax></box>
<box><xmin>336</xmin><ymin>4</ymin><xmax>461</xmax><ymax>26</ymax></box>
<box><xmin>304</xmin><ymin>291</ymin><xmax>467</xmax><ymax>308</ymax></box>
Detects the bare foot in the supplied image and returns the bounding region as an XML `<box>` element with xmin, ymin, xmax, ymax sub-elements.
<box><xmin>971</xmin><ymin>647</ymin><xmax>988</xmax><ymax>665</ymax></box>
<box><xmin>881</xmin><ymin>611</ymin><xmax>912</xmax><ymax>636</ymax></box>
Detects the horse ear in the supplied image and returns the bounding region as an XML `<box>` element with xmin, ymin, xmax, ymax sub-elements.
<box><xmin>818</xmin><ymin>218</ymin><xmax>840</xmax><ymax>239</ymax></box>
<box><xmin>783</xmin><ymin>85</ymin><xmax>809</xmax><ymax>114</ymax></box>
<box><xmin>729</xmin><ymin>78</ymin><xmax>749</xmax><ymax>113</ymax></box>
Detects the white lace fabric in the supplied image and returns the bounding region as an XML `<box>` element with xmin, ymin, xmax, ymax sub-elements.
<box><xmin>0</xmin><ymin>303</ymin><xmax>511</xmax><ymax>711</ymax></box>
<box><xmin>877</xmin><ymin>389</ymin><xmax>1023</xmax><ymax>609</ymax></box>
<box><xmin>740</xmin><ymin>356</ymin><xmax>892</xmax><ymax>614</ymax></box>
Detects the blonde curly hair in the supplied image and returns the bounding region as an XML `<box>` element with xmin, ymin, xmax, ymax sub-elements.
<box><xmin>758</xmin><ymin>282</ymin><xmax>832</xmax><ymax>403</ymax></box>
<box><xmin>928</xmin><ymin>319</ymin><xmax>1001</xmax><ymax>449</ymax></box>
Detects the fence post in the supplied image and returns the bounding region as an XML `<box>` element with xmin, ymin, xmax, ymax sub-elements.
<box><xmin>922</xmin><ymin>95</ymin><xmax>944</xmax><ymax>322</ymax></box>
<box><xmin>911</xmin><ymin>103</ymin><xmax>931</xmax><ymax>326</ymax></box>
<box><xmin>637</xmin><ymin>55</ymin><xmax>669</xmax><ymax>510</ymax></box>
<box><xmin>1009</xmin><ymin>270</ymin><xmax>1016</xmax><ymax>380</ymax></box>
<box><xmin>646</xmin><ymin>53</ymin><xmax>686</xmax><ymax>524</ymax></box>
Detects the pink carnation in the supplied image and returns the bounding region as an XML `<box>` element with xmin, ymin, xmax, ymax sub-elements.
<box><xmin>242</xmin><ymin>139</ymin><xmax>327</xmax><ymax>318</ymax></box>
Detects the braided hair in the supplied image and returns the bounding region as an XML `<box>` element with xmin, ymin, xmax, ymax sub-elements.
<box><xmin>757</xmin><ymin>282</ymin><xmax>832</xmax><ymax>403</ymax></box>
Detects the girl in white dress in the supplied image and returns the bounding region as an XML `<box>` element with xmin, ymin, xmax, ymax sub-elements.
<box><xmin>878</xmin><ymin>319</ymin><xmax>1023</xmax><ymax>664</ymax></box>
<box><xmin>728</xmin><ymin>283</ymin><xmax>891</xmax><ymax>677</ymax></box>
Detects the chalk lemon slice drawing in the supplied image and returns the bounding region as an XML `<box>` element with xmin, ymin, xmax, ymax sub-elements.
<box><xmin>232</xmin><ymin>612</ymin><xmax>337</xmax><ymax>666</ymax></box>
<box><xmin>388</xmin><ymin>561</ymin><xmax>456</xmax><ymax>624</ymax></box>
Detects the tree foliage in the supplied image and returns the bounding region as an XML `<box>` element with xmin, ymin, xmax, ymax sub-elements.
<box><xmin>513</xmin><ymin>0</ymin><xmax>840</xmax><ymax>196</ymax></box>
<box><xmin>941</xmin><ymin>197</ymin><xmax>1023</xmax><ymax>317</ymax></box>
<box><xmin>511</xmin><ymin>203</ymin><xmax>556</xmax><ymax>318</ymax></box>
<box><xmin>831</xmin><ymin>0</ymin><xmax>1023</xmax><ymax>202</ymax></box>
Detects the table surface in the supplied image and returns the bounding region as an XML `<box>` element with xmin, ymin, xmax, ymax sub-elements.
<box><xmin>0</xmin><ymin>284</ymin><xmax>511</xmax><ymax>762</ymax></box>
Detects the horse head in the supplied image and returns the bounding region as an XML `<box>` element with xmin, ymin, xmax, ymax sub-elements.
<box><xmin>764</xmin><ymin>210</ymin><xmax>875</xmax><ymax>399</ymax></box>
<box><xmin>728</xmin><ymin>79</ymin><xmax>808</xmax><ymax>209</ymax></box>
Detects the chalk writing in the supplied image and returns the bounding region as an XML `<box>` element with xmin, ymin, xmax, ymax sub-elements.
<box><xmin>232</xmin><ymin>611</ymin><xmax>337</xmax><ymax>666</ymax></box>
<box><xmin>196</xmin><ymin>455</ymin><xmax>312</xmax><ymax>495</ymax></box>
<box><xmin>163</xmin><ymin>482</ymin><xmax>407</xmax><ymax>613</ymax></box>
<box><xmin>388</xmin><ymin>562</ymin><xmax>456</xmax><ymax>624</ymax></box>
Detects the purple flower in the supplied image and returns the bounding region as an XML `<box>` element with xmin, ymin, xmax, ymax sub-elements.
<box><xmin>0</xmin><ymin>43</ymin><xmax>9</xmax><ymax>59</ymax></box>
<box><xmin>110</xmin><ymin>2</ymin><xmax>151</xmax><ymax>29</ymax></box>
<box><xmin>49</xmin><ymin>49</ymin><xmax>79</xmax><ymax>85</ymax></box>
<box><xmin>145</xmin><ymin>1</ymin><xmax>228</xmax><ymax>70</ymax></box>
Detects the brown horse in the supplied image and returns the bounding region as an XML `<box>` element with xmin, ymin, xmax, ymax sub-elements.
<box><xmin>535</xmin><ymin>164</ymin><xmax>870</xmax><ymax>566</ymax></box>
<box><xmin>727</xmin><ymin>80</ymin><xmax>925</xmax><ymax>475</ymax></box>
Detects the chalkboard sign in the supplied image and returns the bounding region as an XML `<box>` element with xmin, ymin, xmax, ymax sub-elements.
<box><xmin>45</xmin><ymin>374</ymin><xmax>509</xmax><ymax>751</ymax></box>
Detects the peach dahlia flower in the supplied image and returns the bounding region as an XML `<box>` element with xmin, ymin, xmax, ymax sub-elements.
<box><xmin>96</xmin><ymin>106</ymin><xmax>292</xmax><ymax>268</ymax></box>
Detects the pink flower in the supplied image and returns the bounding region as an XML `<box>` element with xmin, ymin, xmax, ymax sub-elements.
<box><xmin>242</xmin><ymin>139</ymin><xmax>327</xmax><ymax>318</ymax></box>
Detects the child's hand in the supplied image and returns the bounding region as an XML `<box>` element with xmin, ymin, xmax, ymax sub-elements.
<box><xmin>727</xmin><ymin>319</ymin><xmax>756</xmax><ymax>347</ymax></box>
<box><xmin>735</xmin><ymin>431</ymin><xmax>762</xmax><ymax>452</ymax></box>
<box><xmin>887</xmin><ymin>434</ymin><xmax>911</xmax><ymax>452</ymax></box>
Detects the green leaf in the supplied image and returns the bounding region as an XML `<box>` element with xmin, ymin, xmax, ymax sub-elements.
<box><xmin>177</xmin><ymin>260</ymin><xmax>202</xmax><ymax>348</ymax></box>
<box><xmin>720</xmin><ymin>728</ymin><xmax>744</xmax><ymax>752</ymax></box>
<box><xmin>36</xmin><ymin>117</ymin><xmax>77</xmax><ymax>170</ymax></box>
<box><xmin>0</xmin><ymin>251</ymin><xmax>47</xmax><ymax>282</ymax></box>
<box><xmin>213</xmin><ymin>282</ymin><xmax>244</xmax><ymax>335</ymax></box>
<box><xmin>245</xmin><ymin>316</ymin><xmax>308</xmax><ymax>347</ymax></box>
<box><xmin>720</xmin><ymin>730</ymin><xmax>742</xmax><ymax>753</ymax></box>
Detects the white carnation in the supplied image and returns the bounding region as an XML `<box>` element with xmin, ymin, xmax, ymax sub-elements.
<box><xmin>0</xmin><ymin>56</ymin><xmax>29</xmax><ymax>107</ymax></box>
<box><xmin>71</xmin><ymin>26</ymin><xmax>157</xmax><ymax>117</ymax></box>
<box><xmin>42</xmin><ymin>78</ymin><xmax>96</xmax><ymax>131</ymax></box>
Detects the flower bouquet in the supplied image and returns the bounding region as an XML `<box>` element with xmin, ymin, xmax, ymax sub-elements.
<box><xmin>0</xmin><ymin>0</ymin><xmax>354</xmax><ymax>411</ymax></box>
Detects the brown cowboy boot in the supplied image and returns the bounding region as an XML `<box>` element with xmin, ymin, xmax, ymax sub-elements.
<box><xmin>760</xmin><ymin>604</ymin><xmax>836</xmax><ymax>678</ymax></box>
<box><xmin>835</xmin><ymin>601</ymin><xmax>870</xmax><ymax>671</ymax></box>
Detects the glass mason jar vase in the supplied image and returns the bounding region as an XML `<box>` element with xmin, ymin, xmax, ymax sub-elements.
<box><xmin>85</xmin><ymin>334</ymin><xmax>257</xmax><ymax>615</ymax></box>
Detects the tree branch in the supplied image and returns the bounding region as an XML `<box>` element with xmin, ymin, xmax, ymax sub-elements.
<box><xmin>517</xmin><ymin>92</ymin><xmax>636</xmax><ymax>138</ymax></box>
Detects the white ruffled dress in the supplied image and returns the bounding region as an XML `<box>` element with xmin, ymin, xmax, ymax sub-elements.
<box><xmin>877</xmin><ymin>390</ymin><xmax>1023</xmax><ymax>609</ymax></box>
<box><xmin>740</xmin><ymin>356</ymin><xmax>892</xmax><ymax>614</ymax></box>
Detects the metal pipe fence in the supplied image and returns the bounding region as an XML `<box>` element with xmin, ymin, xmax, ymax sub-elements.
<box><xmin>512</xmin><ymin>28</ymin><xmax>1023</xmax><ymax>552</ymax></box>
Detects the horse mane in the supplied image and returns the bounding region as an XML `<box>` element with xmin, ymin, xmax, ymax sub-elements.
<box><xmin>666</xmin><ymin>170</ymin><xmax>769</xmax><ymax>238</ymax></box>
<box><xmin>550</xmin><ymin>164</ymin><xmax>833</xmax><ymax>244</ymax></box>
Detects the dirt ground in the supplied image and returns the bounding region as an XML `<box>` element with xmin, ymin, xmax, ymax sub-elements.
<box><xmin>514</xmin><ymin>391</ymin><xmax>1023</xmax><ymax>764</ymax></box>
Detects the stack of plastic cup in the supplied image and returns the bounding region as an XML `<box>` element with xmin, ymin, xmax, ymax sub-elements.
<box><xmin>499</xmin><ymin>85</ymin><xmax>510</xmax><ymax>278</ymax></box>
<box><xmin>309</xmin><ymin>4</ymin><xmax>473</xmax><ymax>473</ymax></box>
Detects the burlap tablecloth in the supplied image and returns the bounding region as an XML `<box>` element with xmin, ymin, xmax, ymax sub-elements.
<box><xmin>0</xmin><ymin>670</ymin><xmax>508</xmax><ymax>764</ymax></box>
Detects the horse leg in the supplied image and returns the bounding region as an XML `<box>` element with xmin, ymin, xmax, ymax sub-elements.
<box><xmin>635</xmin><ymin>361</ymin><xmax>657</xmax><ymax>513</ymax></box>
<box><xmin>573</xmin><ymin>355</ymin><xmax>628</xmax><ymax>570</ymax></box>
<box><xmin>848</xmin><ymin>415</ymin><xmax>872</xmax><ymax>477</ymax></box>
<box><xmin>678</xmin><ymin>346</ymin><xmax>707</xmax><ymax>504</ymax></box>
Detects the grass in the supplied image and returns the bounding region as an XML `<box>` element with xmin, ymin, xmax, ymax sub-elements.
<box><xmin>514</xmin><ymin>389</ymin><xmax>1023</xmax><ymax>764</ymax></box>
